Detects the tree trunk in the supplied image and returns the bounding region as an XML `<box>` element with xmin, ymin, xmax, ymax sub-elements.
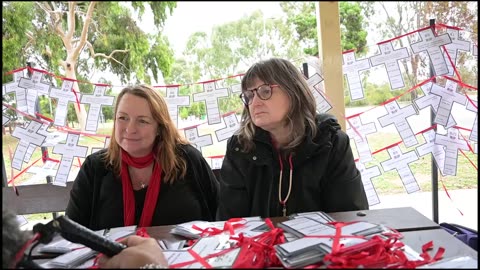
<box><xmin>410</xmin><ymin>54</ymin><xmax>419</xmax><ymax>100</ymax></box>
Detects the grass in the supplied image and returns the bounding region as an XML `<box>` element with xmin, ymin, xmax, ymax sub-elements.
<box><xmin>350</xmin><ymin>131</ymin><xmax>477</xmax><ymax>194</ymax></box>
<box><xmin>3</xmin><ymin>119</ymin><xmax>477</xmax><ymax>226</ymax></box>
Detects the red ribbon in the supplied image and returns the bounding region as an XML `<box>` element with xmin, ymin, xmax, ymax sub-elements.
<box><xmin>323</xmin><ymin>234</ymin><xmax>445</xmax><ymax>268</ymax></box>
<box><xmin>191</xmin><ymin>218</ymin><xmax>248</xmax><ymax>239</ymax></box>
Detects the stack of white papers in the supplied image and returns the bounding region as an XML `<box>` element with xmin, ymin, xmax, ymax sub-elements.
<box><xmin>170</xmin><ymin>220</ymin><xmax>226</xmax><ymax>239</ymax></box>
<box><xmin>104</xmin><ymin>225</ymin><xmax>137</xmax><ymax>241</ymax></box>
<box><xmin>274</xmin><ymin>218</ymin><xmax>395</xmax><ymax>268</ymax></box>
<box><xmin>41</xmin><ymin>247</ymin><xmax>97</xmax><ymax>268</ymax></box>
<box><xmin>170</xmin><ymin>217</ymin><xmax>266</xmax><ymax>239</ymax></box>
<box><xmin>277</xmin><ymin>217</ymin><xmax>337</xmax><ymax>238</ymax></box>
<box><xmin>39</xmin><ymin>225</ymin><xmax>137</xmax><ymax>268</ymax></box>
<box><xmin>166</xmin><ymin>218</ymin><xmax>271</xmax><ymax>268</ymax></box>
<box><xmin>164</xmin><ymin>235</ymin><xmax>242</xmax><ymax>268</ymax></box>
<box><xmin>38</xmin><ymin>239</ymin><xmax>86</xmax><ymax>254</ymax></box>
<box><xmin>38</xmin><ymin>229</ymin><xmax>105</xmax><ymax>254</ymax></box>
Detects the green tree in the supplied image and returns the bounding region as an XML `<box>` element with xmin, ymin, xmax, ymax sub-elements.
<box><xmin>2</xmin><ymin>1</ymin><xmax>176</xmax><ymax>130</ymax></box>
<box><xmin>168</xmin><ymin>10</ymin><xmax>303</xmax><ymax>116</ymax></box>
<box><xmin>184</xmin><ymin>10</ymin><xmax>303</xmax><ymax>79</ymax></box>
<box><xmin>165</xmin><ymin>57</ymin><xmax>202</xmax><ymax>86</ymax></box>
<box><xmin>2</xmin><ymin>2</ymin><xmax>34</xmax><ymax>81</ymax></box>
<box><xmin>281</xmin><ymin>2</ymin><xmax>370</xmax><ymax>56</ymax></box>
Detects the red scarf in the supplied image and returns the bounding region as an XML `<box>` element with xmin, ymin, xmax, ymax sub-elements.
<box><xmin>121</xmin><ymin>149</ymin><xmax>162</xmax><ymax>227</ymax></box>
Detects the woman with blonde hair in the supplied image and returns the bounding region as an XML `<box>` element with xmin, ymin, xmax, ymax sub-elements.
<box><xmin>66</xmin><ymin>85</ymin><xmax>218</xmax><ymax>230</ymax></box>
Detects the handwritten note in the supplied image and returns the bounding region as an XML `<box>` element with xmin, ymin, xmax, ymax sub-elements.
<box><xmin>378</xmin><ymin>100</ymin><xmax>418</xmax><ymax>148</ymax></box>
<box><xmin>416</xmin><ymin>129</ymin><xmax>446</xmax><ymax>176</ymax></box>
<box><xmin>214</xmin><ymin>113</ymin><xmax>240</xmax><ymax>142</ymax></box>
<box><xmin>193</xmin><ymin>81</ymin><xmax>229</xmax><ymax>125</ymax></box>
<box><xmin>11</xmin><ymin>120</ymin><xmax>46</xmax><ymax>170</ymax></box>
<box><xmin>52</xmin><ymin>133</ymin><xmax>88</xmax><ymax>186</ymax></box>
<box><xmin>410</xmin><ymin>28</ymin><xmax>452</xmax><ymax>76</ymax></box>
<box><xmin>23</xmin><ymin>124</ymin><xmax>67</xmax><ymax>163</ymax></box>
<box><xmin>306</xmin><ymin>72</ymin><xmax>323</xmax><ymax>90</ymax></box>
<box><xmin>23</xmin><ymin>123</ymin><xmax>49</xmax><ymax>163</ymax></box>
<box><xmin>414</xmin><ymin>82</ymin><xmax>457</xmax><ymax>129</ymax></box>
<box><xmin>49</xmin><ymin>80</ymin><xmax>79</xmax><ymax>127</ymax></box>
<box><xmin>342</xmin><ymin>51</ymin><xmax>371</xmax><ymax>100</ymax></box>
<box><xmin>184</xmin><ymin>126</ymin><xmax>213</xmax><ymax>153</ymax></box>
<box><xmin>346</xmin><ymin>116</ymin><xmax>376</xmax><ymax>163</ymax></box>
<box><xmin>381</xmin><ymin>145</ymin><xmax>420</xmax><ymax>193</ymax></box>
<box><xmin>306</xmin><ymin>73</ymin><xmax>332</xmax><ymax>113</ymax></box>
<box><xmin>18</xmin><ymin>70</ymin><xmax>51</xmax><ymax>115</ymax></box>
<box><xmin>465</xmin><ymin>99</ymin><xmax>477</xmax><ymax>142</ymax></box>
<box><xmin>434</xmin><ymin>128</ymin><xmax>469</xmax><ymax>176</ymax></box>
<box><xmin>80</xmin><ymin>85</ymin><xmax>115</xmax><ymax>132</ymax></box>
<box><xmin>429</xmin><ymin>79</ymin><xmax>466</xmax><ymax>127</ymax></box>
<box><xmin>3</xmin><ymin>70</ymin><xmax>28</xmax><ymax>116</ymax></box>
<box><xmin>355</xmin><ymin>162</ymin><xmax>381</xmax><ymax>206</ymax></box>
<box><xmin>369</xmin><ymin>42</ymin><xmax>409</xmax><ymax>90</ymax></box>
<box><xmin>164</xmin><ymin>86</ymin><xmax>190</xmax><ymax>127</ymax></box>
<box><xmin>443</xmin><ymin>28</ymin><xmax>470</xmax><ymax>76</ymax></box>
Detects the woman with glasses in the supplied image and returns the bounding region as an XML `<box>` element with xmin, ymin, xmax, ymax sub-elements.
<box><xmin>216</xmin><ymin>58</ymin><xmax>368</xmax><ymax>220</ymax></box>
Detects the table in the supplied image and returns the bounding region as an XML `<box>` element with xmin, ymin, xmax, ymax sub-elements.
<box><xmin>328</xmin><ymin>207</ymin><xmax>440</xmax><ymax>232</ymax></box>
<box><xmin>143</xmin><ymin>207</ymin><xmax>475</xmax><ymax>266</ymax></box>
<box><xmin>401</xmin><ymin>229</ymin><xmax>477</xmax><ymax>259</ymax></box>
<box><xmin>32</xmin><ymin>207</ymin><xmax>476</xmax><ymax>268</ymax></box>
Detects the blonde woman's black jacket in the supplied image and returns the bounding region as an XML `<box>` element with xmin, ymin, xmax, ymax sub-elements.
<box><xmin>217</xmin><ymin>114</ymin><xmax>368</xmax><ymax>220</ymax></box>
<box><xmin>66</xmin><ymin>145</ymin><xmax>219</xmax><ymax>231</ymax></box>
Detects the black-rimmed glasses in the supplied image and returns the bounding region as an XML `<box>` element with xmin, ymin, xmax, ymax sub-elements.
<box><xmin>239</xmin><ymin>84</ymin><xmax>279</xmax><ymax>106</ymax></box>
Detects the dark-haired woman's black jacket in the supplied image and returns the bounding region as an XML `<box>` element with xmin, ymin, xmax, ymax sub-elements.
<box><xmin>217</xmin><ymin>114</ymin><xmax>368</xmax><ymax>220</ymax></box>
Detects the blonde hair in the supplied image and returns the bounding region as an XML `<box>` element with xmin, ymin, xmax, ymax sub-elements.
<box><xmin>104</xmin><ymin>85</ymin><xmax>188</xmax><ymax>183</ymax></box>
<box><xmin>237</xmin><ymin>58</ymin><xmax>317</xmax><ymax>153</ymax></box>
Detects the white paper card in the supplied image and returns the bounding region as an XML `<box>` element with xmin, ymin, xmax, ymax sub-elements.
<box><xmin>369</xmin><ymin>42</ymin><xmax>409</xmax><ymax>90</ymax></box>
<box><xmin>193</xmin><ymin>82</ymin><xmax>229</xmax><ymax>125</ymax></box>
<box><xmin>381</xmin><ymin>145</ymin><xmax>420</xmax><ymax>193</ymax></box>
<box><xmin>378</xmin><ymin>100</ymin><xmax>418</xmax><ymax>148</ymax></box>
<box><xmin>342</xmin><ymin>51</ymin><xmax>371</xmax><ymax>100</ymax></box>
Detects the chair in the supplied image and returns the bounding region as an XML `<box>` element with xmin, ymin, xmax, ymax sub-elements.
<box><xmin>440</xmin><ymin>222</ymin><xmax>478</xmax><ymax>251</ymax></box>
<box><xmin>2</xmin><ymin>182</ymin><xmax>73</xmax><ymax>215</ymax></box>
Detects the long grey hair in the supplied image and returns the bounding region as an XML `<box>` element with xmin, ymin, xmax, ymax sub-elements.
<box><xmin>236</xmin><ymin>58</ymin><xmax>318</xmax><ymax>153</ymax></box>
<box><xmin>3</xmin><ymin>209</ymin><xmax>33</xmax><ymax>268</ymax></box>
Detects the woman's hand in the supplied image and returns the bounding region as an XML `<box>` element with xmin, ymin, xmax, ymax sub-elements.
<box><xmin>98</xmin><ymin>235</ymin><xmax>167</xmax><ymax>268</ymax></box>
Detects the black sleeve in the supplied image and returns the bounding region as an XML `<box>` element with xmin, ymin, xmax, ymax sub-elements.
<box><xmin>322</xmin><ymin>130</ymin><xmax>369</xmax><ymax>212</ymax></box>
<box><xmin>183</xmin><ymin>145</ymin><xmax>219</xmax><ymax>221</ymax></box>
<box><xmin>65</xmin><ymin>154</ymin><xmax>96</xmax><ymax>227</ymax></box>
<box><xmin>216</xmin><ymin>138</ymin><xmax>250</xmax><ymax>221</ymax></box>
